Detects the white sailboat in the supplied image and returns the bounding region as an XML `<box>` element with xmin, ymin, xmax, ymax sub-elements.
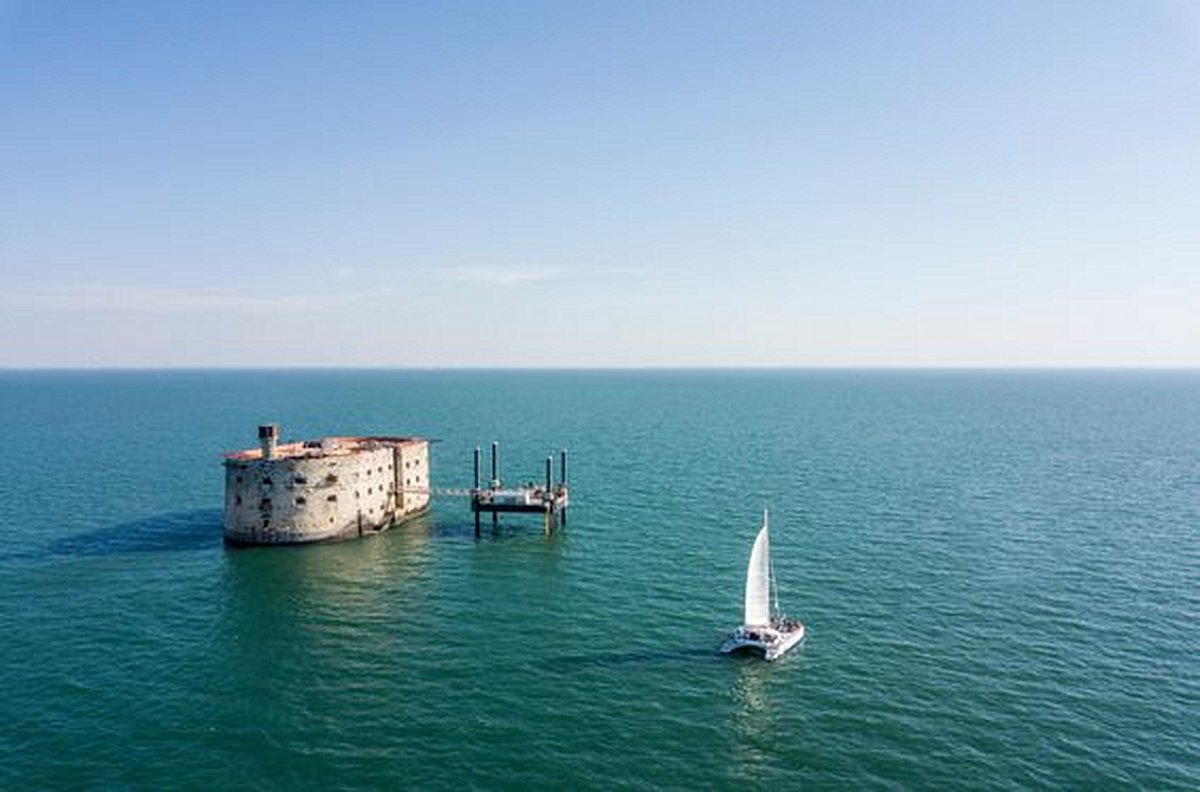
<box><xmin>720</xmin><ymin>509</ymin><xmax>806</xmax><ymax>661</ymax></box>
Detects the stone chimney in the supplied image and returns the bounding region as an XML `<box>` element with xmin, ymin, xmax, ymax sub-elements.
<box><xmin>258</xmin><ymin>423</ymin><xmax>279</xmax><ymax>460</ymax></box>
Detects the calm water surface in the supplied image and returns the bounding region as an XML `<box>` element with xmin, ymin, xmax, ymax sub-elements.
<box><xmin>0</xmin><ymin>370</ymin><xmax>1197</xmax><ymax>789</ymax></box>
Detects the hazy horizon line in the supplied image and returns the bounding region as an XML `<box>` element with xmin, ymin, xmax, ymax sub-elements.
<box><xmin>3</xmin><ymin>364</ymin><xmax>1199</xmax><ymax>373</ymax></box>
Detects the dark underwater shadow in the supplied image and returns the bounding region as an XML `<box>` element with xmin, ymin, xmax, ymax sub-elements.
<box><xmin>46</xmin><ymin>508</ymin><xmax>223</xmax><ymax>558</ymax></box>
<box><xmin>424</xmin><ymin>516</ymin><xmax>567</xmax><ymax>543</ymax></box>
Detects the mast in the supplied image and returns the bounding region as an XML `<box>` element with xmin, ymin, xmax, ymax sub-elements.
<box><xmin>767</xmin><ymin>509</ymin><xmax>780</xmax><ymax>620</ymax></box>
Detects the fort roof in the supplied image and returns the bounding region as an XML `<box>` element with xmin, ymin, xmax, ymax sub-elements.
<box><xmin>223</xmin><ymin>435</ymin><xmax>426</xmax><ymax>462</ymax></box>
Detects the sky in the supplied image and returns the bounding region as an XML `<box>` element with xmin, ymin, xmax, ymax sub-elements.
<box><xmin>2</xmin><ymin>0</ymin><xmax>1198</xmax><ymax>367</ymax></box>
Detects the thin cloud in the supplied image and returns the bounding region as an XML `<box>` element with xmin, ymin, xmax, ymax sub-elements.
<box><xmin>440</xmin><ymin>265</ymin><xmax>565</xmax><ymax>286</ymax></box>
<box><xmin>0</xmin><ymin>285</ymin><xmax>373</xmax><ymax>315</ymax></box>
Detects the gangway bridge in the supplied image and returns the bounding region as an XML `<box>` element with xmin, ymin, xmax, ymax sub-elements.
<box><xmin>400</xmin><ymin>487</ymin><xmax>475</xmax><ymax>498</ymax></box>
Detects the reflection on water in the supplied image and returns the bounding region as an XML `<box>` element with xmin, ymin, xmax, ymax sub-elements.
<box><xmin>214</xmin><ymin>518</ymin><xmax>435</xmax><ymax>687</ymax></box>
<box><xmin>729</xmin><ymin>657</ymin><xmax>782</xmax><ymax>781</ymax></box>
<box><xmin>467</xmin><ymin>515</ymin><xmax>568</xmax><ymax>574</ymax></box>
<box><xmin>221</xmin><ymin>515</ymin><xmax>433</xmax><ymax>611</ymax></box>
<box><xmin>204</xmin><ymin>524</ymin><xmax>436</xmax><ymax>752</ymax></box>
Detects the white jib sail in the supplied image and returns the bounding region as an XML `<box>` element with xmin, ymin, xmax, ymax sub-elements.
<box><xmin>744</xmin><ymin>512</ymin><xmax>771</xmax><ymax>627</ymax></box>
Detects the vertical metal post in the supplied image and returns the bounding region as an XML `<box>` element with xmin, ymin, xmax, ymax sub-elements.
<box><xmin>545</xmin><ymin>454</ymin><xmax>555</xmax><ymax>536</ymax></box>
<box><xmin>560</xmin><ymin>448</ymin><xmax>568</xmax><ymax>526</ymax></box>
<box><xmin>491</xmin><ymin>441</ymin><xmax>499</xmax><ymax>488</ymax></box>
<box><xmin>473</xmin><ymin>444</ymin><xmax>483</xmax><ymax>538</ymax></box>
<box><xmin>491</xmin><ymin>441</ymin><xmax>499</xmax><ymax>527</ymax></box>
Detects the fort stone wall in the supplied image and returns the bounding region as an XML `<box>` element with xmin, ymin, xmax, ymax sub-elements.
<box><xmin>223</xmin><ymin>428</ymin><xmax>430</xmax><ymax>545</ymax></box>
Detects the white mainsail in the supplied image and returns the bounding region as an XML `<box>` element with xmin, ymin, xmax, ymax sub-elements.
<box><xmin>743</xmin><ymin>510</ymin><xmax>772</xmax><ymax>627</ymax></box>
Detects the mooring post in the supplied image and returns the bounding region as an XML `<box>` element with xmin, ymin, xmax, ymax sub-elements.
<box><xmin>491</xmin><ymin>441</ymin><xmax>500</xmax><ymax>527</ymax></box>
<box><xmin>560</xmin><ymin>448</ymin><xmax>569</xmax><ymax>526</ymax></box>
<box><xmin>474</xmin><ymin>446</ymin><xmax>481</xmax><ymax>490</ymax></box>
<box><xmin>545</xmin><ymin>454</ymin><xmax>555</xmax><ymax>536</ymax></box>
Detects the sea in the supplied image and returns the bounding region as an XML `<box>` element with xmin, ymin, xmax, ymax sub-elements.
<box><xmin>0</xmin><ymin>369</ymin><xmax>1196</xmax><ymax>789</ymax></box>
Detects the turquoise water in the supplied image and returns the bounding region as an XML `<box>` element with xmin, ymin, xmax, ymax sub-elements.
<box><xmin>1</xmin><ymin>370</ymin><xmax>1197</xmax><ymax>789</ymax></box>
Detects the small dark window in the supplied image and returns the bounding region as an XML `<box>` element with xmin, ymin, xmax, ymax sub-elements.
<box><xmin>294</xmin><ymin>474</ymin><xmax>307</xmax><ymax>485</ymax></box>
<box><xmin>236</xmin><ymin>476</ymin><xmax>243</xmax><ymax>484</ymax></box>
<box><xmin>295</xmin><ymin>496</ymin><xmax>306</xmax><ymax>506</ymax></box>
<box><xmin>235</xmin><ymin>496</ymin><xmax>242</xmax><ymax>506</ymax></box>
<box><xmin>325</xmin><ymin>473</ymin><xmax>338</xmax><ymax>484</ymax></box>
<box><xmin>260</xmin><ymin>498</ymin><xmax>272</xmax><ymax>511</ymax></box>
<box><xmin>327</xmin><ymin>494</ymin><xmax>338</xmax><ymax>502</ymax></box>
<box><xmin>367</xmin><ymin>487</ymin><xmax>372</xmax><ymax>495</ymax></box>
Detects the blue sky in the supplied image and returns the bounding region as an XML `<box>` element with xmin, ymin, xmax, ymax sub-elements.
<box><xmin>2</xmin><ymin>1</ymin><xmax>1198</xmax><ymax>367</ymax></box>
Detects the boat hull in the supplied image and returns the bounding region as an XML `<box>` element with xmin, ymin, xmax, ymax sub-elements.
<box><xmin>720</xmin><ymin>622</ymin><xmax>806</xmax><ymax>661</ymax></box>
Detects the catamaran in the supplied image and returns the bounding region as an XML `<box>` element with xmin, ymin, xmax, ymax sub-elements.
<box><xmin>720</xmin><ymin>509</ymin><xmax>806</xmax><ymax>661</ymax></box>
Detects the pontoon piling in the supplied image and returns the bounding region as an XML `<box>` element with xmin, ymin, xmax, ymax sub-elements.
<box><xmin>469</xmin><ymin>441</ymin><xmax>570</xmax><ymax>535</ymax></box>
<box><xmin>491</xmin><ymin>441</ymin><xmax>499</xmax><ymax>488</ymax></box>
<box><xmin>560</xmin><ymin>448</ymin><xmax>568</xmax><ymax>526</ymax></box>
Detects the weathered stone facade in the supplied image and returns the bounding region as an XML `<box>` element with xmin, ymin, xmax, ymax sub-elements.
<box><xmin>223</xmin><ymin>427</ymin><xmax>430</xmax><ymax>545</ymax></box>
